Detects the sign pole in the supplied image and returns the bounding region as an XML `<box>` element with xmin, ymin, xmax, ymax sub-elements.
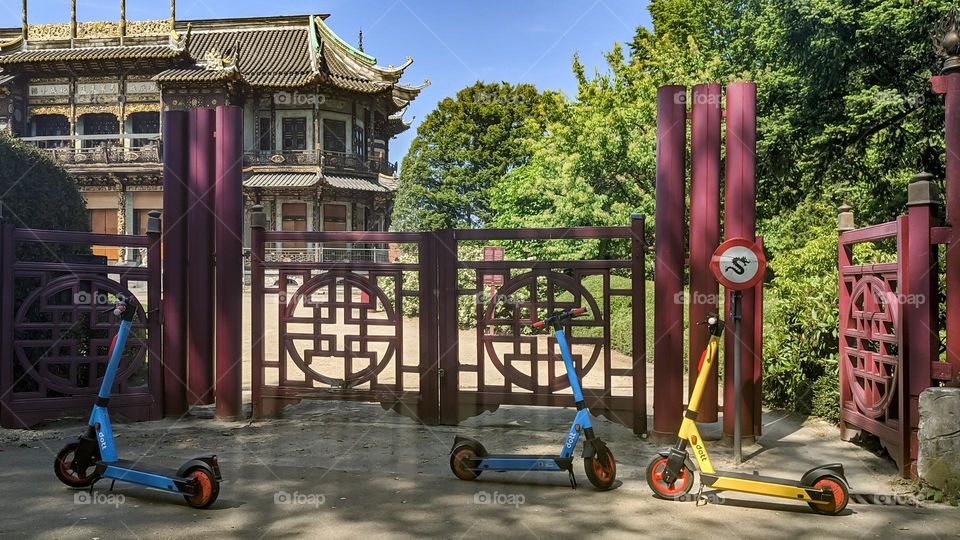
<box><xmin>732</xmin><ymin>289</ymin><xmax>743</xmax><ymax>465</ymax></box>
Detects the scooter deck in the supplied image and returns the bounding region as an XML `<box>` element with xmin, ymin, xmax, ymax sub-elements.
<box><xmin>701</xmin><ymin>470</ymin><xmax>805</xmax><ymax>488</ymax></box>
<box><xmin>95</xmin><ymin>459</ymin><xmax>194</xmax><ymax>494</ymax></box>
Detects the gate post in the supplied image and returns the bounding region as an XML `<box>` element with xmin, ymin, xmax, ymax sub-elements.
<box><xmin>214</xmin><ymin>105</ymin><xmax>244</xmax><ymax>420</ymax></box>
<box><xmin>187</xmin><ymin>108</ymin><xmax>216</xmax><ymax>405</ymax></box>
<box><xmin>904</xmin><ymin>172</ymin><xmax>940</xmax><ymax>477</ymax></box>
<box><xmin>837</xmin><ymin>204</ymin><xmax>855</xmax><ymax>442</ymax></box>
<box><xmin>146</xmin><ymin>211</ymin><xmax>164</xmax><ymax>418</ymax></box>
<box><xmin>250</xmin><ymin>205</ymin><xmax>266</xmax><ymax>418</ymax></box>
<box><xmin>630</xmin><ymin>214</ymin><xmax>648</xmax><ymax>434</ymax></box>
<box><xmin>161</xmin><ymin>110</ymin><xmax>189</xmax><ymax>416</ymax></box>
<box><xmin>653</xmin><ymin>85</ymin><xmax>687</xmax><ymax>437</ymax></box>
<box><xmin>0</xmin><ymin>220</ymin><xmax>14</xmax><ymax>427</ymax></box>
<box><xmin>437</xmin><ymin>229</ymin><xmax>459</xmax><ymax>425</ymax></box>
<box><xmin>723</xmin><ymin>82</ymin><xmax>759</xmax><ymax>440</ymax></box>
<box><xmin>417</xmin><ymin>231</ymin><xmax>440</xmax><ymax>425</ymax></box>
<box><xmin>689</xmin><ymin>83</ymin><xmax>722</xmax><ymax>422</ymax></box>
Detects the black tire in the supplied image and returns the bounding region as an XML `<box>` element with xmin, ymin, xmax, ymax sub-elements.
<box><xmin>583</xmin><ymin>448</ymin><xmax>617</xmax><ymax>490</ymax></box>
<box><xmin>450</xmin><ymin>446</ymin><xmax>482</xmax><ymax>480</ymax></box>
<box><xmin>807</xmin><ymin>476</ymin><xmax>849</xmax><ymax>515</ymax></box>
<box><xmin>54</xmin><ymin>441</ymin><xmax>98</xmax><ymax>488</ymax></box>
<box><xmin>645</xmin><ymin>454</ymin><xmax>693</xmax><ymax>500</ymax></box>
<box><xmin>183</xmin><ymin>467</ymin><xmax>220</xmax><ymax>509</ymax></box>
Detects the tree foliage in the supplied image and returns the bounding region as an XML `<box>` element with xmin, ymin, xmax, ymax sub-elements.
<box><xmin>392</xmin><ymin>82</ymin><xmax>564</xmax><ymax>230</ymax></box>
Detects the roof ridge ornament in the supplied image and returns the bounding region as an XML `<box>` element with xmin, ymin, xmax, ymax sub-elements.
<box><xmin>935</xmin><ymin>6</ymin><xmax>960</xmax><ymax>74</ymax></box>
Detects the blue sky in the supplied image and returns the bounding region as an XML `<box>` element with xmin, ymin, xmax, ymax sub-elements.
<box><xmin>0</xmin><ymin>0</ymin><xmax>652</xmax><ymax>160</ymax></box>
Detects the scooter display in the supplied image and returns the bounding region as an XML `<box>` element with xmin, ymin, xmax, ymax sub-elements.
<box><xmin>645</xmin><ymin>315</ymin><xmax>850</xmax><ymax>515</ymax></box>
<box><xmin>54</xmin><ymin>295</ymin><xmax>222</xmax><ymax>508</ymax></box>
<box><xmin>449</xmin><ymin>307</ymin><xmax>617</xmax><ymax>490</ymax></box>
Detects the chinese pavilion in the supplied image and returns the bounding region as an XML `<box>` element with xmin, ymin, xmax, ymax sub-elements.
<box><xmin>0</xmin><ymin>1</ymin><xmax>426</xmax><ymax>262</ymax></box>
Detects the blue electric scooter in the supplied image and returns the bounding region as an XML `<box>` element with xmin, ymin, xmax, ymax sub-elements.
<box><xmin>449</xmin><ymin>307</ymin><xmax>617</xmax><ymax>490</ymax></box>
<box><xmin>54</xmin><ymin>295</ymin><xmax>222</xmax><ymax>508</ymax></box>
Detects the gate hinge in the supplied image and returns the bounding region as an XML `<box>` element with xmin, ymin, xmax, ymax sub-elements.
<box><xmin>438</xmin><ymin>368</ymin><xmax>445</xmax><ymax>378</ymax></box>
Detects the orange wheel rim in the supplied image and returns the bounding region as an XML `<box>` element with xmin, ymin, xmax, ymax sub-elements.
<box><xmin>186</xmin><ymin>471</ymin><xmax>213</xmax><ymax>505</ymax></box>
<box><xmin>593</xmin><ymin>453</ymin><xmax>614</xmax><ymax>482</ymax></box>
<box><xmin>649</xmin><ymin>457</ymin><xmax>689</xmax><ymax>496</ymax></box>
<box><xmin>813</xmin><ymin>478</ymin><xmax>843</xmax><ymax>513</ymax></box>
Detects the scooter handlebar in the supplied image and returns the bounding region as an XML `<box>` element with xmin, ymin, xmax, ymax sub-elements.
<box><xmin>531</xmin><ymin>307</ymin><xmax>589</xmax><ymax>329</ymax></box>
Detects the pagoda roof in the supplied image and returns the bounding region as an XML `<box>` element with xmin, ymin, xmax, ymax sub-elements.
<box><xmin>0</xmin><ymin>13</ymin><xmax>427</xmax><ymax>107</ymax></box>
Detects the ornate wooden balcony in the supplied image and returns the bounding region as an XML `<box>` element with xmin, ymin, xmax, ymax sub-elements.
<box><xmin>20</xmin><ymin>134</ymin><xmax>161</xmax><ymax>165</ymax></box>
<box><xmin>243</xmin><ymin>150</ymin><xmax>396</xmax><ymax>176</ymax></box>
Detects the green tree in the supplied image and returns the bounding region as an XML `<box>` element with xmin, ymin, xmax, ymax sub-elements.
<box><xmin>0</xmin><ymin>134</ymin><xmax>87</xmax><ymax>232</ymax></box>
<box><xmin>392</xmin><ymin>82</ymin><xmax>565</xmax><ymax>230</ymax></box>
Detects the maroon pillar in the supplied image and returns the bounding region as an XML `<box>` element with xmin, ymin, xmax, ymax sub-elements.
<box><xmin>162</xmin><ymin>110</ymin><xmax>189</xmax><ymax>416</ymax></box>
<box><xmin>723</xmin><ymin>82</ymin><xmax>759</xmax><ymax>439</ymax></box>
<box><xmin>653</xmin><ymin>85</ymin><xmax>687</xmax><ymax>436</ymax></box>
<box><xmin>688</xmin><ymin>83</ymin><xmax>722</xmax><ymax>422</ymax></box>
<box><xmin>214</xmin><ymin>105</ymin><xmax>244</xmax><ymax>420</ymax></box>
<box><xmin>187</xmin><ymin>108</ymin><xmax>216</xmax><ymax>405</ymax></box>
<box><xmin>905</xmin><ymin>172</ymin><xmax>940</xmax><ymax>477</ymax></box>
<box><xmin>931</xmin><ymin>72</ymin><xmax>960</xmax><ymax>386</ymax></box>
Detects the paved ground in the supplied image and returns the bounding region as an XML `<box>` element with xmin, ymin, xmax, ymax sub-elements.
<box><xmin>0</xmin><ymin>401</ymin><xmax>957</xmax><ymax>539</ymax></box>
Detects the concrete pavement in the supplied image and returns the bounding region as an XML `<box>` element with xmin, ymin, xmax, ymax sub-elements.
<box><xmin>0</xmin><ymin>401</ymin><xmax>956</xmax><ymax>539</ymax></box>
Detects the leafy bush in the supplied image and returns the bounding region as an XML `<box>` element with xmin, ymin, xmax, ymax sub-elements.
<box><xmin>761</xmin><ymin>201</ymin><xmax>888</xmax><ymax>421</ymax></box>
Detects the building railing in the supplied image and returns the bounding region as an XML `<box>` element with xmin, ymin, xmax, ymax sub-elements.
<box><xmin>264</xmin><ymin>246</ymin><xmax>390</xmax><ymax>264</ymax></box>
<box><xmin>20</xmin><ymin>134</ymin><xmax>161</xmax><ymax>165</ymax></box>
<box><xmin>243</xmin><ymin>150</ymin><xmax>396</xmax><ymax>176</ymax></box>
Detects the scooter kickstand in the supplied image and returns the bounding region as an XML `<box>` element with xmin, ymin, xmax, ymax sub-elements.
<box><xmin>695</xmin><ymin>484</ymin><xmax>707</xmax><ymax>507</ymax></box>
<box><xmin>568</xmin><ymin>470</ymin><xmax>578</xmax><ymax>490</ymax></box>
<box><xmin>109</xmin><ymin>480</ymin><xmax>116</xmax><ymax>492</ymax></box>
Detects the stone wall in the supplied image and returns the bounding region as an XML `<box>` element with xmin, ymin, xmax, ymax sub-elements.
<box><xmin>918</xmin><ymin>387</ymin><xmax>960</xmax><ymax>495</ymax></box>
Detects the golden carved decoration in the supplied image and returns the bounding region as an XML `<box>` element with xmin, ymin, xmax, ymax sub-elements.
<box><xmin>123</xmin><ymin>102</ymin><xmax>161</xmax><ymax>118</ymax></box>
<box><xmin>76</xmin><ymin>104</ymin><xmax>120</xmax><ymax>117</ymax></box>
<box><xmin>125</xmin><ymin>20</ymin><xmax>169</xmax><ymax>36</ymax></box>
<box><xmin>27</xmin><ymin>19</ymin><xmax>168</xmax><ymax>41</ymax></box>
<box><xmin>28</xmin><ymin>105</ymin><xmax>70</xmax><ymax>118</ymax></box>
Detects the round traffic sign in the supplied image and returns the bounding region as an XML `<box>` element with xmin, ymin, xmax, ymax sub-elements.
<box><xmin>710</xmin><ymin>238</ymin><xmax>766</xmax><ymax>291</ymax></box>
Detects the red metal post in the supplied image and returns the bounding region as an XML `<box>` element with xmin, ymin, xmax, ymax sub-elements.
<box><xmin>689</xmin><ymin>83</ymin><xmax>722</xmax><ymax>422</ymax></box>
<box><xmin>250</xmin><ymin>205</ymin><xmax>266</xmax><ymax>417</ymax></box>
<box><xmin>837</xmin><ymin>205</ymin><xmax>855</xmax><ymax>442</ymax></box>
<box><xmin>723</xmin><ymin>82</ymin><xmax>759</xmax><ymax>439</ymax></box>
<box><xmin>653</xmin><ymin>85</ymin><xmax>687</xmax><ymax>436</ymax></box>
<box><xmin>146</xmin><ymin>211</ymin><xmax>164</xmax><ymax>418</ymax></box>
<box><xmin>905</xmin><ymin>172</ymin><xmax>940</xmax><ymax>477</ymax></box>
<box><xmin>931</xmin><ymin>72</ymin><xmax>960</xmax><ymax>386</ymax></box>
<box><xmin>631</xmin><ymin>214</ymin><xmax>648</xmax><ymax>434</ymax></box>
<box><xmin>214</xmin><ymin>105</ymin><xmax>244</xmax><ymax>420</ymax></box>
<box><xmin>437</xmin><ymin>229</ymin><xmax>457</xmax><ymax>425</ymax></box>
<box><xmin>187</xmin><ymin>108</ymin><xmax>216</xmax><ymax>405</ymax></box>
<box><xmin>161</xmin><ymin>110</ymin><xmax>189</xmax><ymax>416</ymax></box>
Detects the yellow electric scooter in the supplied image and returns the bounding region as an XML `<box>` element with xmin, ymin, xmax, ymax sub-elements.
<box><xmin>645</xmin><ymin>315</ymin><xmax>850</xmax><ymax>515</ymax></box>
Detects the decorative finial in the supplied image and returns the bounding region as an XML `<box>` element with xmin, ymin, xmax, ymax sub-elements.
<box><xmin>935</xmin><ymin>7</ymin><xmax>960</xmax><ymax>73</ymax></box>
<box><xmin>358</xmin><ymin>28</ymin><xmax>364</xmax><ymax>52</ymax></box>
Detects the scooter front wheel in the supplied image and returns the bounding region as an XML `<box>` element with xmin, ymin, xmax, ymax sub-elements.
<box><xmin>183</xmin><ymin>467</ymin><xmax>220</xmax><ymax>509</ymax></box>
<box><xmin>450</xmin><ymin>446</ymin><xmax>482</xmax><ymax>480</ymax></box>
<box><xmin>807</xmin><ymin>476</ymin><xmax>849</xmax><ymax>515</ymax></box>
<box><xmin>54</xmin><ymin>441</ymin><xmax>98</xmax><ymax>488</ymax></box>
<box><xmin>646</xmin><ymin>454</ymin><xmax>693</xmax><ymax>499</ymax></box>
<box><xmin>584</xmin><ymin>448</ymin><xmax>617</xmax><ymax>490</ymax></box>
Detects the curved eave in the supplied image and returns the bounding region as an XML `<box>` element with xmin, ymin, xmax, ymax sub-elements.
<box><xmin>0</xmin><ymin>35</ymin><xmax>23</xmax><ymax>51</ymax></box>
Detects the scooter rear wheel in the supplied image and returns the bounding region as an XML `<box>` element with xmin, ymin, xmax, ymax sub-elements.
<box><xmin>183</xmin><ymin>467</ymin><xmax>220</xmax><ymax>509</ymax></box>
<box><xmin>54</xmin><ymin>441</ymin><xmax>98</xmax><ymax>488</ymax></box>
<box><xmin>450</xmin><ymin>446</ymin><xmax>482</xmax><ymax>480</ymax></box>
<box><xmin>807</xmin><ymin>476</ymin><xmax>849</xmax><ymax>515</ymax></box>
<box><xmin>646</xmin><ymin>455</ymin><xmax>693</xmax><ymax>499</ymax></box>
<box><xmin>584</xmin><ymin>448</ymin><xmax>617</xmax><ymax>490</ymax></box>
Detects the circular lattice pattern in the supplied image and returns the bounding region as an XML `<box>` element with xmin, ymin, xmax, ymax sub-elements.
<box><xmin>283</xmin><ymin>272</ymin><xmax>398</xmax><ymax>387</ymax></box>
<box><xmin>842</xmin><ymin>275</ymin><xmax>900</xmax><ymax>419</ymax></box>
<box><xmin>481</xmin><ymin>270</ymin><xmax>603</xmax><ymax>392</ymax></box>
<box><xmin>14</xmin><ymin>275</ymin><xmax>147</xmax><ymax>395</ymax></box>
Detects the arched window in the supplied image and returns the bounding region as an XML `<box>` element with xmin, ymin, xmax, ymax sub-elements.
<box><xmin>79</xmin><ymin>113</ymin><xmax>119</xmax><ymax>148</ymax></box>
<box><xmin>129</xmin><ymin>111</ymin><xmax>160</xmax><ymax>148</ymax></box>
<box><xmin>30</xmin><ymin>114</ymin><xmax>69</xmax><ymax>148</ymax></box>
